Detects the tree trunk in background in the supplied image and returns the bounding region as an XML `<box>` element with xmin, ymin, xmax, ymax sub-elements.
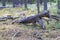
<box><xmin>12</xmin><ymin>0</ymin><xmax>19</xmax><ymax>7</ymax></box>
<box><xmin>58</xmin><ymin>0</ymin><xmax>60</xmax><ymax>16</ymax></box>
<box><xmin>16</xmin><ymin>0</ymin><xmax>19</xmax><ymax>5</ymax></box>
<box><xmin>44</xmin><ymin>0</ymin><xmax>47</xmax><ymax>10</ymax></box>
<box><xmin>24</xmin><ymin>0</ymin><xmax>27</xmax><ymax>9</ymax></box>
<box><xmin>1</xmin><ymin>0</ymin><xmax>6</xmax><ymax>6</ymax></box>
<box><xmin>12</xmin><ymin>0</ymin><xmax>16</xmax><ymax>7</ymax></box>
<box><xmin>20</xmin><ymin>0</ymin><xmax>24</xmax><ymax>4</ymax></box>
<box><xmin>39</xmin><ymin>0</ymin><xmax>42</xmax><ymax>4</ymax></box>
<box><xmin>28</xmin><ymin>0</ymin><xmax>32</xmax><ymax>4</ymax></box>
<box><xmin>37</xmin><ymin>0</ymin><xmax>40</xmax><ymax>14</ymax></box>
<box><xmin>58</xmin><ymin>0</ymin><xmax>60</xmax><ymax>9</ymax></box>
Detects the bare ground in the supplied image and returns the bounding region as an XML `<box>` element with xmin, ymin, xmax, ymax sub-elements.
<box><xmin>0</xmin><ymin>20</ymin><xmax>60</xmax><ymax>40</ymax></box>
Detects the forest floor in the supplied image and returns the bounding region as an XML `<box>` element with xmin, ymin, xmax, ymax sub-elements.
<box><xmin>0</xmin><ymin>4</ymin><xmax>60</xmax><ymax>40</ymax></box>
<box><xmin>0</xmin><ymin>21</ymin><xmax>60</xmax><ymax>40</ymax></box>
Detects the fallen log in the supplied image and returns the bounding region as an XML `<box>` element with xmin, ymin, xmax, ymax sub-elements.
<box><xmin>51</xmin><ymin>15</ymin><xmax>60</xmax><ymax>21</ymax></box>
<box><xmin>12</xmin><ymin>10</ymin><xmax>60</xmax><ymax>29</ymax></box>
<box><xmin>0</xmin><ymin>15</ymin><xmax>19</xmax><ymax>21</ymax></box>
<box><xmin>12</xmin><ymin>10</ymin><xmax>50</xmax><ymax>29</ymax></box>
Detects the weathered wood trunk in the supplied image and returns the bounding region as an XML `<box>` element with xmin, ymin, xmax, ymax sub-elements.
<box><xmin>44</xmin><ymin>0</ymin><xmax>47</xmax><ymax>10</ymax></box>
<box><xmin>12</xmin><ymin>10</ymin><xmax>60</xmax><ymax>29</ymax></box>
<box><xmin>12</xmin><ymin>10</ymin><xmax>49</xmax><ymax>29</ymax></box>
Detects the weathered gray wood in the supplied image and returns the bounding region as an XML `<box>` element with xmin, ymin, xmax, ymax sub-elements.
<box><xmin>37</xmin><ymin>18</ymin><xmax>46</xmax><ymax>29</ymax></box>
<box><xmin>12</xmin><ymin>10</ymin><xmax>60</xmax><ymax>29</ymax></box>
